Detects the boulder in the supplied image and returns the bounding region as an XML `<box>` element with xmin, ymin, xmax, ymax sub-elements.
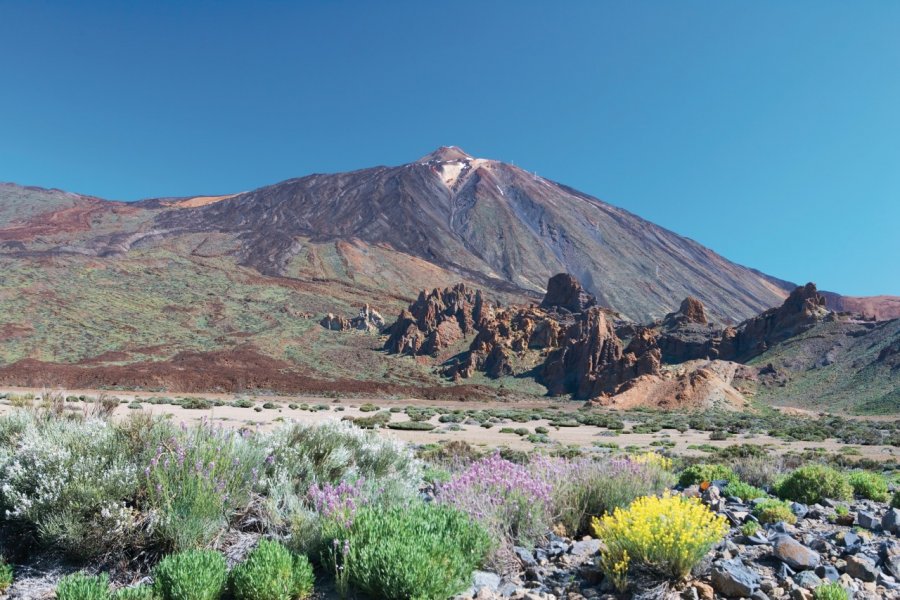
<box><xmin>540</xmin><ymin>273</ymin><xmax>596</xmax><ymax>314</ymax></box>
<box><xmin>772</xmin><ymin>534</ymin><xmax>820</xmax><ymax>571</ymax></box>
<box><xmin>711</xmin><ymin>559</ymin><xmax>760</xmax><ymax>597</ymax></box>
<box><xmin>845</xmin><ymin>554</ymin><xmax>879</xmax><ymax>582</ymax></box>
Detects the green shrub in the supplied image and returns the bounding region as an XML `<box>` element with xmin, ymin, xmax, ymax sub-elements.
<box><xmin>0</xmin><ymin>412</ymin><xmax>141</xmax><ymax>558</ymax></box>
<box><xmin>264</xmin><ymin>421</ymin><xmax>422</xmax><ymax>523</ymax></box>
<box><xmin>262</xmin><ymin>403</ymin><xmax>276</xmax><ymax>410</ymax></box>
<box><xmin>231</xmin><ymin>540</ymin><xmax>314</xmax><ymax>600</ymax></box>
<box><xmin>153</xmin><ymin>549</ymin><xmax>227</xmax><ymax>600</ymax></box>
<box><xmin>535</xmin><ymin>426</ymin><xmax>549</xmax><ymax>434</ymax></box>
<box><xmin>0</xmin><ymin>556</ymin><xmax>12</xmax><ymax>593</ymax></box>
<box><xmin>232</xmin><ymin>399</ymin><xmax>254</xmax><ymax>409</ymax></box>
<box><xmin>774</xmin><ymin>465</ymin><xmax>852</xmax><ymax>504</ymax></box>
<box><xmin>348</xmin><ymin>411</ymin><xmax>391</xmax><ymax>429</ymax></box>
<box><xmin>591</xmin><ymin>493</ymin><xmax>727</xmax><ymax>582</ymax></box>
<box><xmin>113</xmin><ymin>585</ymin><xmax>156</xmax><ymax>600</ymax></box>
<box><xmin>723</xmin><ymin>480</ymin><xmax>767</xmax><ymax>502</ymax></box>
<box><xmin>892</xmin><ymin>491</ymin><xmax>900</xmax><ymax>509</ymax></box>
<box><xmin>181</xmin><ymin>397</ymin><xmax>212</xmax><ymax>410</ymax></box>
<box><xmin>145</xmin><ymin>421</ymin><xmax>267</xmax><ymax>551</ymax></box>
<box><xmin>323</xmin><ymin>504</ymin><xmax>491</xmax><ymax>600</ymax></box>
<box><xmin>359</xmin><ymin>403</ymin><xmax>379</xmax><ymax>413</ymax></box>
<box><xmin>677</xmin><ymin>464</ymin><xmax>736</xmax><ymax>487</ymax></box>
<box><xmin>287</xmin><ymin>404</ymin><xmax>299</xmax><ymax>410</ymax></box>
<box><xmin>56</xmin><ymin>573</ymin><xmax>111</xmax><ymax>600</ymax></box>
<box><xmin>814</xmin><ymin>582</ymin><xmax>849</xmax><ymax>600</ymax></box>
<box><xmin>753</xmin><ymin>499</ymin><xmax>797</xmax><ymax>525</ymax></box>
<box><xmin>386</xmin><ymin>421</ymin><xmax>435</xmax><ymax>431</ymax></box>
<box><xmin>848</xmin><ymin>471</ymin><xmax>889</xmax><ymax>502</ymax></box>
<box><xmin>740</xmin><ymin>521</ymin><xmax>759</xmax><ymax>537</ymax></box>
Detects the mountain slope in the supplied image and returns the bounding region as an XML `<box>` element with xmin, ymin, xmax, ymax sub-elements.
<box><xmin>154</xmin><ymin>147</ymin><xmax>794</xmax><ymax>323</ymax></box>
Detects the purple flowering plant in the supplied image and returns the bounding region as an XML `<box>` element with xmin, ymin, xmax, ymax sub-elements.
<box><xmin>529</xmin><ymin>454</ymin><xmax>674</xmax><ymax>535</ymax></box>
<box><xmin>144</xmin><ymin>418</ymin><xmax>269</xmax><ymax>550</ymax></box>
<box><xmin>436</xmin><ymin>453</ymin><xmax>552</xmax><ymax>570</ymax></box>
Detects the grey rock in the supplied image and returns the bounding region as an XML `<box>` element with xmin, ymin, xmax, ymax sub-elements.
<box><xmin>838</xmin><ymin>531</ymin><xmax>861</xmax><ymax>548</ymax></box>
<box><xmin>844</xmin><ymin>554</ymin><xmax>879</xmax><ymax>582</ymax></box>
<box><xmin>569</xmin><ymin>539</ymin><xmax>601</xmax><ymax>557</ymax></box>
<box><xmin>857</xmin><ymin>510</ymin><xmax>880</xmax><ymax>531</ymax></box>
<box><xmin>472</xmin><ymin>571</ymin><xmax>502</xmax><ymax>592</ymax></box>
<box><xmin>772</xmin><ymin>534</ymin><xmax>821</xmax><ymax>571</ymax></box>
<box><xmin>816</xmin><ymin>564</ymin><xmax>841</xmax><ymax>582</ymax></box>
<box><xmin>884</xmin><ymin>508</ymin><xmax>900</xmax><ymax>535</ymax></box>
<box><xmin>515</xmin><ymin>547</ymin><xmax>537</xmax><ymax>567</ymax></box>
<box><xmin>711</xmin><ymin>559</ymin><xmax>760</xmax><ymax>598</ymax></box>
<box><xmin>790</xmin><ymin>503</ymin><xmax>809</xmax><ymax>519</ymax></box>
<box><xmin>793</xmin><ymin>571</ymin><xmax>823</xmax><ymax>589</ymax></box>
<box><xmin>886</xmin><ymin>554</ymin><xmax>900</xmax><ymax>580</ymax></box>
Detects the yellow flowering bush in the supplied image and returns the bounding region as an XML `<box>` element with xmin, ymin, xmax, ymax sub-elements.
<box><xmin>630</xmin><ymin>452</ymin><xmax>673</xmax><ymax>472</ymax></box>
<box><xmin>591</xmin><ymin>492</ymin><xmax>727</xmax><ymax>582</ymax></box>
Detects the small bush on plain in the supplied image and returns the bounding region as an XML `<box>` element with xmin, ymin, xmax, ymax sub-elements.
<box><xmin>814</xmin><ymin>582</ymin><xmax>849</xmax><ymax>600</ymax></box>
<box><xmin>437</xmin><ymin>453</ymin><xmax>550</xmax><ymax>569</ymax></box>
<box><xmin>322</xmin><ymin>503</ymin><xmax>491</xmax><ymax>600</ymax></box>
<box><xmin>531</xmin><ymin>453</ymin><xmax>673</xmax><ymax>537</ymax></box>
<box><xmin>113</xmin><ymin>585</ymin><xmax>156</xmax><ymax>600</ymax></box>
<box><xmin>0</xmin><ymin>556</ymin><xmax>12</xmax><ymax>593</ymax></box>
<box><xmin>723</xmin><ymin>480</ymin><xmax>767</xmax><ymax>502</ymax></box>
<box><xmin>753</xmin><ymin>499</ymin><xmax>797</xmax><ymax>525</ymax></box>
<box><xmin>847</xmin><ymin>471</ymin><xmax>889</xmax><ymax>502</ymax></box>
<box><xmin>56</xmin><ymin>573</ymin><xmax>111</xmax><ymax>600</ymax></box>
<box><xmin>677</xmin><ymin>463</ymin><xmax>736</xmax><ymax>487</ymax></box>
<box><xmin>774</xmin><ymin>465</ymin><xmax>852</xmax><ymax>504</ymax></box>
<box><xmin>153</xmin><ymin>549</ymin><xmax>227</xmax><ymax>600</ymax></box>
<box><xmin>591</xmin><ymin>492</ymin><xmax>727</xmax><ymax>582</ymax></box>
<box><xmin>231</xmin><ymin>540</ymin><xmax>313</xmax><ymax>600</ymax></box>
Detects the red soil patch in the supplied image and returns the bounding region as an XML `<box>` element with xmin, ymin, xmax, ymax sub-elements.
<box><xmin>0</xmin><ymin>323</ymin><xmax>32</xmax><ymax>342</ymax></box>
<box><xmin>0</xmin><ymin>199</ymin><xmax>140</xmax><ymax>241</ymax></box>
<box><xmin>0</xmin><ymin>345</ymin><xmax>499</xmax><ymax>399</ymax></box>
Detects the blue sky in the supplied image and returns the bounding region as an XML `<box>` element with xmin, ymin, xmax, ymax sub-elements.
<box><xmin>1</xmin><ymin>1</ymin><xmax>897</xmax><ymax>296</ymax></box>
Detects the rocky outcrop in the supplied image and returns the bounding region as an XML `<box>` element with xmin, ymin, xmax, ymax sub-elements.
<box><xmin>442</xmin><ymin>306</ymin><xmax>565</xmax><ymax>380</ymax></box>
<box><xmin>659</xmin><ymin>284</ymin><xmax>829</xmax><ymax>364</ymax></box>
<box><xmin>384</xmin><ymin>284</ymin><xmax>490</xmax><ymax>356</ymax></box>
<box><xmin>540</xmin><ymin>308</ymin><xmax>659</xmax><ymax>399</ymax></box>
<box><xmin>320</xmin><ymin>304</ymin><xmax>386</xmax><ymax>333</ymax></box>
<box><xmin>663</xmin><ymin>296</ymin><xmax>708</xmax><ymax>327</ymax></box>
<box><xmin>723</xmin><ymin>283</ymin><xmax>828</xmax><ymax>361</ymax></box>
<box><xmin>540</xmin><ymin>273</ymin><xmax>597</xmax><ymax>314</ymax></box>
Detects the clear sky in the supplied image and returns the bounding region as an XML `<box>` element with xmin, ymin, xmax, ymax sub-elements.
<box><xmin>1</xmin><ymin>2</ymin><xmax>897</xmax><ymax>296</ymax></box>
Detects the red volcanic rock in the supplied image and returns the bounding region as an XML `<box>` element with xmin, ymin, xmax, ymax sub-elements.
<box><xmin>320</xmin><ymin>304</ymin><xmax>386</xmax><ymax>333</ymax></box>
<box><xmin>659</xmin><ymin>284</ymin><xmax>829</xmax><ymax>364</ymax></box>
<box><xmin>725</xmin><ymin>283</ymin><xmax>827</xmax><ymax>361</ymax></box>
<box><xmin>384</xmin><ymin>283</ymin><xmax>488</xmax><ymax>356</ymax></box>
<box><xmin>663</xmin><ymin>297</ymin><xmax>708</xmax><ymax>327</ymax></box>
<box><xmin>540</xmin><ymin>273</ymin><xmax>597</xmax><ymax>314</ymax></box>
<box><xmin>541</xmin><ymin>308</ymin><xmax>624</xmax><ymax>398</ymax></box>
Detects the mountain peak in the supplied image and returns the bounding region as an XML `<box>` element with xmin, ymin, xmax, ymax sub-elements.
<box><xmin>417</xmin><ymin>146</ymin><xmax>473</xmax><ymax>163</ymax></box>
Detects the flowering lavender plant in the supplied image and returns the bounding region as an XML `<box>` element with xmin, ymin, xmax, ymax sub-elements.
<box><xmin>307</xmin><ymin>478</ymin><xmax>368</xmax><ymax>529</ymax></box>
<box><xmin>437</xmin><ymin>453</ymin><xmax>552</xmax><ymax>570</ymax></box>
<box><xmin>144</xmin><ymin>418</ymin><xmax>268</xmax><ymax>550</ymax></box>
<box><xmin>530</xmin><ymin>453</ymin><xmax>674</xmax><ymax>536</ymax></box>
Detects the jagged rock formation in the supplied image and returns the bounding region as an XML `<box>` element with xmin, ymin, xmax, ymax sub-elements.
<box><xmin>442</xmin><ymin>306</ymin><xmax>565</xmax><ymax>379</ymax></box>
<box><xmin>540</xmin><ymin>273</ymin><xmax>597</xmax><ymax>314</ymax></box>
<box><xmin>541</xmin><ymin>315</ymin><xmax>662</xmax><ymax>400</ymax></box>
<box><xmin>320</xmin><ymin>304</ymin><xmax>386</xmax><ymax>333</ymax></box>
<box><xmin>663</xmin><ymin>296</ymin><xmax>708</xmax><ymax>327</ymax></box>
<box><xmin>659</xmin><ymin>283</ymin><xmax>829</xmax><ymax>364</ymax></box>
<box><xmin>383</xmin><ymin>284</ymin><xmax>489</xmax><ymax>356</ymax></box>
<box><xmin>723</xmin><ymin>282</ymin><xmax>828</xmax><ymax>361</ymax></box>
